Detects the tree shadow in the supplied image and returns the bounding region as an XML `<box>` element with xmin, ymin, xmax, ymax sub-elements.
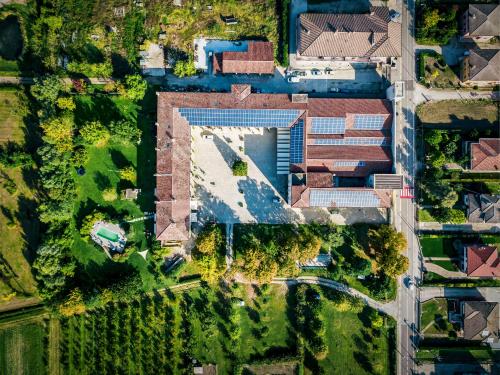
<box><xmin>110</xmin><ymin>149</ymin><xmax>131</xmax><ymax>169</ymax></box>
<box><xmin>111</xmin><ymin>53</ymin><xmax>135</xmax><ymax>78</ymax></box>
<box><xmin>353</xmin><ymin>351</ymin><xmax>373</xmax><ymax>373</ymax></box>
<box><xmin>15</xmin><ymin>195</ymin><xmax>39</xmax><ymax>264</ymax></box>
<box><xmin>213</xmin><ymin>134</ymin><xmax>239</xmax><ymax>168</ymax></box>
<box><xmin>93</xmin><ymin>171</ymin><xmax>112</xmax><ymax>190</ymax></box>
<box><xmin>74</xmin><ymin>94</ymin><xmax>122</xmax><ymax>128</ymax></box>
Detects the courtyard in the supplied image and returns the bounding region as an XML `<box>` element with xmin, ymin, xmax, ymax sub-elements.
<box><xmin>190</xmin><ymin>126</ymin><xmax>389</xmax><ymax>225</ymax></box>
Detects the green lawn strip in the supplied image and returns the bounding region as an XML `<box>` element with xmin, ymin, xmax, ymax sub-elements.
<box><xmin>0</xmin><ymin>58</ymin><xmax>19</xmax><ymax>77</ymax></box>
<box><xmin>417</xmin><ymin>347</ymin><xmax>500</xmax><ymax>363</ymax></box>
<box><xmin>431</xmin><ymin>260</ymin><xmax>460</xmax><ymax>272</ymax></box>
<box><xmin>0</xmin><ymin>319</ymin><xmax>47</xmax><ymax>375</ymax></box>
<box><xmin>421</xmin><ymin>299</ymin><xmax>455</xmax><ymax>336</ymax></box>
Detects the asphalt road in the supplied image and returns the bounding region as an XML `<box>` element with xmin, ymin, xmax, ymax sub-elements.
<box><xmin>395</xmin><ymin>1</ymin><xmax>421</xmax><ymax>374</ymax></box>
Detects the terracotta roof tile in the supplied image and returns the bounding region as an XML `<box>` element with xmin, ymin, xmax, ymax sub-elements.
<box><xmin>466</xmin><ymin>244</ymin><xmax>500</xmax><ymax>277</ymax></box>
<box><xmin>213</xmin><ymin>42</ymin><xmax>275</xmax><ymax>74</ymax></box>
<box><xmin>471</xmin><ymin>138</ymin><xmax>500</xmax><ymax>171</ymax></box>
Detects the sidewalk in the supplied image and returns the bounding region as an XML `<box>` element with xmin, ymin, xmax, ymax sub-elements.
<box><xmin>418</xmin><ymin>221</ymin><xmax>500</xmax><ymax>232</ymax></box>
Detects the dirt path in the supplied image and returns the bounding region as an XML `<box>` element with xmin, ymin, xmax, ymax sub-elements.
<box><xmin>48</xmin><ymin>318</ymin><xmax>61</xmax><ymax>375</ymax></box>
<box><xmin>0</xmin><ymin>297</ymin><xmax>42</xmax><ymax>313</ymax></box>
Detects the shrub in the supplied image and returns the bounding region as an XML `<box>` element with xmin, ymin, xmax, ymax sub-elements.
<box><xmin>232</xmin><ymin>159</ymin><xmax>248</xmax><ymax>176</ymax></box>
<box><xmin>40</xmin><ymin>115</ymin><xmax>74</xmax><ymax>153</ymax></box>
<box><xmin>67</xmin><ymin>61</ymin><xmax>113</xmax><ymax>78</ymax></box>
<box><xmin>173</xmin><ymin>59</ymin><xmax>197</xmax><ymax>78</ymax></box>
<box><xmin>195</xmin><ymin>224</ymin><xmax>223</xmax><ymax>255</ymax></box>
<box><xmin>119</xmin><ymin>166</ymin><xmax>136</xmax><ymax>184</ymax></box>
<box><xmin>80</xmin><ymin>211</ymin><xmax>106</xmax><ymax>239</ymax></box>
<box><xmin>71</xmin><ymin>146</ymin><xmax>88</xmax><ymax>167</ymax></box>
<box><xmin>109</xmin><ymin>119</ymin><xmax>142</xmax><ymax>143</ymax></box>
<box><xmin>102</xmin><ymin>188</ymin><xmax>118</xmax><ymax>201</ymax></box>
<box><xmin>56</xmin><ymin>97</ymin><xmax>76</xmax><ymax>111</ymax></box>
<box><xmin>119</xmin><ymin>74</ymin><xmax>147</xmax><ymax>101</ymax></box>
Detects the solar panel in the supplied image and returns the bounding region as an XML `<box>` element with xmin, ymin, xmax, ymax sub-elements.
<box><xmin>290</xmin><ymin>120</ymin><xmax>304</xmax><ymax>164</ymax></box>
<box><xmin>313</xmin><ymin>138</ymin><xmax>389</xmax><ymax>146</ymax></box>
<box><xmin>178</xmin><ymin>108</ymin><xmax>302</xmax><ymax>128</ymax></box>
<box><xmin>334</xmin><ymin>161</ymin><xmax>366</xmax><ymax>167</ymax></box>
<box><xmin>353</xmin><ymin>115</ymin><xmax>386</xmax><ymax>130</ymax></box>
<box><xmin>310</xmin><ymin>117</ymin><xmax>346</xmax><ymax>134</ymax></box>
<box><xmin>309</xmin><ymin>189</ymin><xmax>381</xmax><ymax>207</ymax></box>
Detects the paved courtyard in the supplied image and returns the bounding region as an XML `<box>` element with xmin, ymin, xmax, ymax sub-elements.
<box><xmin>190</xmin><ymin>126</ymin><xmax>389</xmax><ymax>225</ymax></box>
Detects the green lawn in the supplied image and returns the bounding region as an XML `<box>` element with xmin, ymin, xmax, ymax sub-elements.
<box><xmin>431</xmin><ymin>260</ymin><xmax>460</xmax><ymax>272</ymax></box>
<box><xmin>421</xmin><ymin>299</ymin><xmax>457</xmax><ymax>337</ymax></box>
<box><xmin>0</xmin><ymin>58</ymin><xmax>19</xmax><ymax>77</ymax></box>
<box><xmin>418</xmin><ymin>209</ymin><xmax>437</xmax><ymax>223</ymax></box>
<box><xmin>71</xmin><ymin>92</ymin><xmax>159</xmax><ymax>291</ymax></box>
<box><xmin>0</xmin><ymin>320</ymin><xmax>48</xmax><ymax>375</ymax></box>
<box><xmin>420</xmin><ymin>236</ymin><xmax>457</xmax><ymax>258</ymax></box>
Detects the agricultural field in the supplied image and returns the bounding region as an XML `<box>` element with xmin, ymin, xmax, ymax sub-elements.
<box><xmin>59</xmin><ymin>284</ymin><xmax>395</xmax><ymax>374</ymax></box>
<box><xmin>0</xmin><ymin>307</ymin><xmax>50</xmax><ymax>375</ymax></box>
<box><xmin>0</xmin><ymin>87</ymin><xmax>39</xmax><ymax>305</ymax></box>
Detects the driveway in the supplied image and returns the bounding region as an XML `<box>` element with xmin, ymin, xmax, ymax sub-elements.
<box><xmin>415</xmin><ymin>37</ymin><xmax>466</xmax><ymax>66</ymax></box>
<box><xmin>420</xmin><ymin>287</ymin><xmax>500</xmax><ymax>302</ymax></box>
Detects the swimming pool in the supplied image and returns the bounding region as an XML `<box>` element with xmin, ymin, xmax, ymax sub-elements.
<box><xmin>96</xmin><ymin>227</ymin><xmax>120</xmax><ymax>242</ymax></box>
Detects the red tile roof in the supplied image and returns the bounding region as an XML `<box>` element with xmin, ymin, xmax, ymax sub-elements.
<box><xmin>213</xmin><ymin>42</ymin><xmax>275</xmax><ymax>75</ymax></box>
<box><xmin>471</xmin><ymin>138</ymin><xmax>500</xmax><ymax>171</ymax></box>
<box><xmin>156</xmin><ymin>87</ymin><xmax>395</xmax><ymax>241</ymax></box>
<box><xmin>466</xmin><ymin>244</ymin><xmax>500</xmax><ymax>277</ymax></box>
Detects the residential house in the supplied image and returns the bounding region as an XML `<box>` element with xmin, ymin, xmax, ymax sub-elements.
<box><xmin>461</xmin><ymin>301</ymin><xmax>499</xmax><ymax>348</ymax></box>
<box><xmin>296</xmin><ymin>7</ymin><xmax>401</xmax><ymax>64</ymax></box>
<box><xmin>460</xmin><ymin>49</ymin><xmax>500</xmax><ymax>85</ymax></box>
<box><xmin>466</xmin><ymin>193</ymin><xmax>500</xmax><ymax>223</ymax></box>
<box><xmin>462</xmin><ymin>244</ymin><xmax>500</xmax><ymax>278</ymax></box>
<box><xmin>155</xmin><ymin>85</ymin><xmax>401</xmax><ymax>244</ymax></box>
<box><xmin>213</xmin><ymin>41</ymin><xmax>274</xmax><ymax>75</ymax></box>
<box><xmin>469</xmin><ymin>138</ymin><xmax>500</xmax><ymax>172</ymax></box>
<box><xmin>461</xmin><ymin>4</ymin><xmax>500</xmax><ymax>42</ymax></box>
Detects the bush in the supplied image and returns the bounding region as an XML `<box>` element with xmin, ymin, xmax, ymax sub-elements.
<box><xmin>119</xmin><ymin>166</ymin><xmax>136</xmax><ymax>184</ymax></box>
<box><xmin>195</xmin><ymin>224</ymin><xmax>223</xmax><ymax>255</ymax></box>
<box><xmin>109</xmin><ymin>119</ymin><xmax>141</xmax><ymax>143</ymax></box>
<box><xmin>67</xmin><ymin>62</ymin><xmax>113</xmax><ymax>78</ymax></box>
<box><xmin>102</xmin><ymin>188</ymin><xmax>118</xmax><ymax>201</ymax></box>
<box><xmin>173</xmin><ymin>59</ymin><xmax>197</xmax><ymax>78</ymax></box>
<box><xmin>118</xmin><ymin>74</ymin><xmax>147</xmax><ymax>101</ymax></box>
<box><xmin>80</xmin><ymin>211</ymin><xmax>106</xmax><ymax>239</ymax></box>
<box><xmin>232</xmin><ymin>159</ymin><xmax>248</xmax><ymax>176</ymax></box>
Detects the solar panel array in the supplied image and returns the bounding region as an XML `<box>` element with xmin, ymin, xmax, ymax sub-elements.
<box><xmin>290</xmin><ymin>120</ymin><xmax>304</xmax><ymax>164</ymax></box>
<box><xmin>310</xmin><ymin>117</ymin><xmax>346</xmax><ymax>134</ymax></box>
<box><xmin>313</xmin><ymin>137</ymin><xmax>389</xmax><ymax>146</ymax></box>
<box><xmin>178</xmin><ymin>108</ymin><xmax>302</xmax><ymax>128</ymax></box>
<box><xmin>353</xmin><ymin>115</ymin><xmax>386</xmax><ymax>130</ymax></box>
<box><xmin>309</xmin><ymin>189</ymin><xmax>381</xmax><ymax>207</ymax></box>
<box><xmin>334</xmin><ymin>161</ymin><xmax>366</xmax><ymax>167</ymax></box>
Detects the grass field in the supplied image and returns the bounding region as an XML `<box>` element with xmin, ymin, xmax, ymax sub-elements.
<box><xmin>417</xmin><ymin>100</ymin><xmax>499</xmax><ymax>130</ymax></box>
<box><xmin>59</xmin><ymin>284</ymin><xmax>394</xmax><ymax>374</ymax></box>
<box><xmin>417</xmin><ymin>209</ymin><xmax>437</xmax><ymax>223</ymax></box>
<box><xmin>0</xmin><ymin>314</ymin><xmax>48</xmax><ymax>375</ymax></box>
<box><xmin>0</xmin><ymin>87</ymin><xmax>39</xmax><ymax>304</ymax></box>
<box><xmin>71</xmin><ymin>92</ymin><xmax>159</xmax><ymax>291</ymax></box>
<box><xmin>421</xmin><ymin>298</ymin><xmax>457</xmax><ymax>337</ymax></box>
<box><xmin>417</xmin><ymin>347</ymin><xmax>500</xmax><ymax>363</ymax></box>
<box><xmin>420</xmin><ymin>234</ymin><xmax>500</xmax><ymax>258</ymax></box>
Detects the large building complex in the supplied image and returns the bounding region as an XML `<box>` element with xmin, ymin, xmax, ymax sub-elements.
<box><xmin>155</xmin><ymin>85</ymin><xmax>401</xmax><ymax>244</ymax></box>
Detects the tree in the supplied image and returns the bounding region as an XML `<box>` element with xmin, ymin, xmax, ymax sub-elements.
<box><xmin>368</xmin><ymin>225</ymin><xmax>407</xmax><ymax>255</ymax></box>
<box><xmin>31</xmin><ymin>75</ymin><xmax>64</xmax><ymax>115</ymax></box>
<box><xmin>41</xmin><ymin>115</ymin><xmax>74</xmax><ymax>153</ymax></box>
<box><xmin>56</xmin><ymin>97</ymin><xmax>76</xmax><ymax>111</ymax></box>
<box><xmin>368</xmin><ymin>309</ymin><xmax>384</xmax><ymax>329</ymax></box>
<box><xmin>71</xmin><ymin>146</ymin><xmax>88</xmax><ymax>167</ymax></box>
<box><xmin>196</xmin><ymin>255</ymin><xmax>225</xmax><ymax>284</ymax></box>
<box><xmin>79</xmin><ymin>121</ymin><xmax>110</xmax><ymax>146</ymax></box>
<box><xmin>422</xmin><ymin>8</ymin><xmax>441</xmax><ymax>29</ymax></box>
<box><xmin>119</xmin><ymin>74</ymin><xmax>147</xmax><ymax>101</ymax></box>
<box><xmin>232</xmin><ymin>159</ymin><xmax>248</xmax><ymax>176</ymax></box>
<box><xmin>119</xmin><ymin>166</ymin><xmax>136</xmax><ymax>184</ymax></box>
<box><xmin>346</xmin><ymin>256</ymin><xmax>372</xmax><ymax>277</ymax></box>
<box><xmin>378</xmin><ymin>247</ymin><xmax>409</xmax><ymax>278</ymax></box>
<box><xmin>327</xmin><ymin>225</ymin><xmax>345</xmax><ymax>249</ymax></box>
<box><xmin>80</xmin><ymin>211</ymin><xmax>106</xmax><ymax>239</ymax></box>
<box><xmin>441</xmin><ymin>190</ymin><xmax>459</xmax><ymax>209</ymax></box>
<box><xmin>33</xmin><ymin>242</ymin><xmax>75</xmax><ymax>301</ymax></box>
<box><xmin>173</xmin><ymin>59</ymin><xmax>197</xmax><ymax>78</ymax></box>
<box><xmin>195</xmin><ymin>225</ymin><xmax>223</xmax><ymax>255</ymax></box>
<box><xmin>109</xmin><ymin>120</ymin><xmax>142</xmax><ymax>143</ymax></box>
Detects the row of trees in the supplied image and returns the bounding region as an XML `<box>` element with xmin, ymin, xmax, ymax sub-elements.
<box><xmin>235</xmin><ymin>226</ymin><xmax>322</xmax><ymax>283</ymax></box>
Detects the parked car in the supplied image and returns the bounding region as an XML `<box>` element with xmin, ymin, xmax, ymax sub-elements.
<box><xmin>330</xmin><ymin>87</ymin><xmax>341</xmax><ymax>93</ymax></box>
<box><xmin>311</xmin><ymin>69</ymin><xmax>322</xmax><ymax>76</ymax></box>
<box><xmin>390</xmin><ymin>10</ymin><xmax>401</xmax><ymax>21</ymax></box>
<box><xmin>325</xmin><ymin>68</ymin><xmax>334</xmax><ymax>75</ymax></box>
<box><xmin>405</xmin><ymin>276</ymin><xmax>415</xmax><ymax>290</ymax></box>
<box><xmin>288</xmin><ymin>76</ymin><xmax>300</xmax><ymax>83</ymax></box>
<box><xmin>272</xmin><ymin>196</ymin><xmax>281</xmax><ymax>203</ymax></box>
<box><xmin>295</xmin><ymin>70</ymin><xmax>307</xmax><ymax>76</ymax></box>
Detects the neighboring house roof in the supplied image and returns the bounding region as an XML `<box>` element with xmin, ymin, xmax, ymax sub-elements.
<box><xmin>213</xmin><ymin>41</ymin><xmax>274</xmax><ymax>74</ymax></box>
<box><xmin>467</xmin><ymin>193</ymin><xmax>500</xmax><ymax>223</ymax></box>
<box><xmin>470</xmin><ymin>138</ymin><xmax>500</xmax><ymax>171</ymax></box>
<box><xmin>464</xmin><ymin>49</ymin><xmax>500</xmax><ymax>82</ymax></box>
<box><xmin>466</xmin><ymin>244</ymin><xmax>500</xmax><ymax>277</ymax></box>
<box><xmin>462</xmin><ymin>301</ymin><xmax>499</xmax><ymax>344</ymax></box>
<box><xmin>466</xmin><ymin>4</ymin><xmax>500</xmax><ymax>36</ymax></box>
<box><xmin>298</xmin><ymin>7</ymin><xmax>401</xmax><ymax>58</ymax></box>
